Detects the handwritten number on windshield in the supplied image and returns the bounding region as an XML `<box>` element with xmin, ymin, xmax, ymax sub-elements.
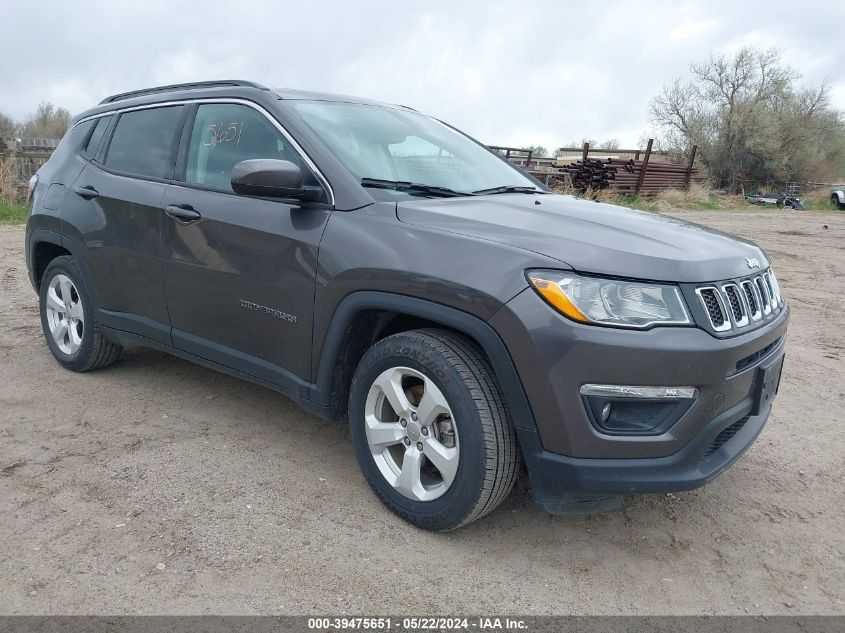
<box><xmin>202</xmin><ymin>121</ymin><xmax>244</xmax><ymax>147</ymax></box>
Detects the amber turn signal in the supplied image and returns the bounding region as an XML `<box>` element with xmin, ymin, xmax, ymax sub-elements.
<box><xmin>528</xmin><ymin>276</ymin><xmax>589</xmax><ymax>323</ymax></box>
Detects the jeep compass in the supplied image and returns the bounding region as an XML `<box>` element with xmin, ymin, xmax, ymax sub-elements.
<box><xmin>25</xmin><ymin>80</ymin><xmax>789</xmax><ymax>530</ymax></box>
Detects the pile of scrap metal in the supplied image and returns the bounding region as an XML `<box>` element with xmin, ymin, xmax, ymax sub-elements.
<box><xmin>562</xmin><ymin>157</ymin><xmax>705</xmax><ymax>195</ymax></box>
<box><xmin>745</xmin><ymin>192</ymin><xmax>805</xmax><ymax>210</ymax></box>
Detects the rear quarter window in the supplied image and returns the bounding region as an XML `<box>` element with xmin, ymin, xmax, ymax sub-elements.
<box><xmin>82</xmin><ymin>115</ymin><xmax>113</xmax><ymax>159</ymax></box>
<box><xmin>104</xmin><ymin>106</ymin><xmax>185</xmax><ymax>179</ymax></box>
<box><xmin>45</xmin><ymin>119</ymin><xmax>96</xmax><ymax>165</ymax></box>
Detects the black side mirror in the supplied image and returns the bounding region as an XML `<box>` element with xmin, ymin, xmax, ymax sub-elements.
<box><xmin>231</xmin><ymin>159</ymin><xmax>320</xmax><ymax>201</ymax></box>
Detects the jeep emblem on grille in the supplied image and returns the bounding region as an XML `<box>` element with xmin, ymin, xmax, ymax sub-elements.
<box><xmin>745</xmin><ymin>257</ymin><xmax>761</xmax><ymax>269</ymax></box>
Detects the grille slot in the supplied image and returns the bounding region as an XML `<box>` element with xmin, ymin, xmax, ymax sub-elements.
<box><xmin>696</xmin><ymin>287</ymin><xmax>730</xmax><ymax>331</ymax></box>
<box><xmin>763</xmin><ymin>272</ymin><xmax>777</xmax><ymax>308</ymax></box>
<box><xmin>755</xmin><ymin>276</ymin><xmax>772</xmax><ymax>314</ymax></box>
<box><xmin>722</xmin><ymin>283</ymin><xmax>748</xmax><ymax>327</ymax></box>
<box><xmin>704</xmin><ymin>417</ymin><xmax>749</xmax><ymax>458</ymax></box>
<box><xmin>741</xmin><ymin>280</ymin><xmax>761</xmax><ymax>321</ymax></box>
<box><xmin>768</xmin><ymin>270</ymin><xmax>783</xmax><ymax>306</ymax></box>
<box><xmin>735</xmin><ymin>336</ymin><xmax>782</xmax><ymax>373</ymax></box>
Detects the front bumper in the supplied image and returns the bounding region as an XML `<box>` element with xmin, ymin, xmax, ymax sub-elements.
<box><xmin>489</xmin><ymin>287</ymin><xmax>789</xmax><ymax>498</ymax></box>
<box><xmin>516</xmin><ymin>396</ymin><xmax>772</xmax><ymax>502</ymax></box>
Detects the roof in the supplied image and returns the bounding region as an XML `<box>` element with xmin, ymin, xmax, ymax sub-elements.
<box><xmin>72</xmin><ymin>80</ymin><xmax>413</xmax><ymax>124</ymax></box>
<box><xmin>99</xmin><ymin>80</ymin><xmax>269</xmax><ymax>104</ymax></box>
<box><xmin>272</xmin><ymin>88</ymin><xmax>410</xmax><ymax>109</ymax></box>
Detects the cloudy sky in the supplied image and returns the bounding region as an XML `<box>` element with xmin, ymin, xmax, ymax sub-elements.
<box><xmin>2</xmin><ymin>0</ymin><xmax>843</xmax><ymax>149</ymax></box>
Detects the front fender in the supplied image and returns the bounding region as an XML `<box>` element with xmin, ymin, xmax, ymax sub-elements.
<box><xmin>312</xmin><ymin>291</ymin><xmax>538</xmax><ymax>433</ymax></box>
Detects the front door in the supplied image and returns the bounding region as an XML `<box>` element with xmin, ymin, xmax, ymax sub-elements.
<box><xmin>161</xmin><ymin>102</ymin><xmax>331</xmax><ymax>387</ymax></box>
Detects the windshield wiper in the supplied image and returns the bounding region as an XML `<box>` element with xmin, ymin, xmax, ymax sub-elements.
<box><xmin>361</xmin><ymin>178</ymin><xmax>472</xmax><ymax>198</ymax></box>
<box><xmin>472</xmin><ymin>185</ymin><xmax>546</xmax><ymax>195</ymax></box>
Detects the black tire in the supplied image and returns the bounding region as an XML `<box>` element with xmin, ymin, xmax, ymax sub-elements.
<box><xmin>348</xmin><ymin>328</ymin><xmax>519</xmax><ymax>531</ymax></box>
<box><xmin>832</xmin><ymin>195</ymin><xmax>845</xmax><ymax>211</ymax></box>
<box><xmin>38</xmin><ymin>256</ymin><xmax>122</xmax><ymax>371</ymax></box>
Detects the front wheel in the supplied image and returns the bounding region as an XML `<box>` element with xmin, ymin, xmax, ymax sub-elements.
<box><xmin>348</xmin><ymin>329</ymin><xmax>519</xmax><ymax>530</ymax></box>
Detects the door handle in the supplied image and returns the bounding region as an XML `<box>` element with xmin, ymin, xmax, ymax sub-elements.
<box><xmin>73</xmin><ymin>185</ymin><xmax>99</xmax><ymax>200</ymax></box>
<box><xmin>165</xmin><ymin>205</ymin><xmax>202</xmax><ymax>224</ymax></box>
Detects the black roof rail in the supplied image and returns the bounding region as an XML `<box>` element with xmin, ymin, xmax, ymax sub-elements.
<box><xmin>99</xmin><ymin>80</ymin><xmax>269</xmax><ymax>104</ymax></box>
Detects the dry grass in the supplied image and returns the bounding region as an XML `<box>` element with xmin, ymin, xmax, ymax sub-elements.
<box><xmin>0</xmin><ymin>158</ymin><xmax>19</xmax><ymax>205</ymax></box>
<box><xmin>661</xmin><ymin>185</ymin><xmax>747</xmax><ymax>210</ymax></box>
<box><xmin>555</xmin><ymin>181</ymin><xmax>746</xmax><ymax>211</ymax></box>
<box><xmin>0</xmin><ymin>158</ymin><xmax>29</xmax><ymax>224</ymax></box>
<box><xmin>799</xmin><ymin>187</ymin><xmax>840</xmax><ymax>210</ymax></box>
<box><xmin>552</xmin><ymin>177</ymin><xmax>779</xmax><ymax>212</ymax></box>
<box><xmin>553</xmin><ymin>178</ymin><xmax>578</xmax><ymax>197</ymax></box>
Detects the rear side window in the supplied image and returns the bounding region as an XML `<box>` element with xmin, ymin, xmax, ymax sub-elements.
<box><xmin>83</xmin><ymin>115</ymin><xmax>112</xmax><ymax>159</ymax></box>
<box><xmin>104</xmin><ymin>106</ymin><xmax>184</xmax><ymax>179</ymax></box>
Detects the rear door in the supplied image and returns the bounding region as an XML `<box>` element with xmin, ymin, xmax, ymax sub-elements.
<box><xmin>65</xmin><ymin>105</ymin><xmax>187</xmax><ymax>344</ymax></box>
<box><xmin>161</xmin><ymin>102</ymin><xmax>331</xmax><ymax>385</ymax></box>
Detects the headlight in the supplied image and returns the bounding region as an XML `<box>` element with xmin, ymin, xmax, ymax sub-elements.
<box><xmin>527</xmin><ymin>270</ymin><xmax>692</xmax><ymax>329</ymax></box>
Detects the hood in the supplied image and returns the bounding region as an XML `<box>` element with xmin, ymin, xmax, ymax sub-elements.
<box><xmin>396</xmin><ymin>194</ymin><xmax>768</xmax><ymax>283</ymax></box>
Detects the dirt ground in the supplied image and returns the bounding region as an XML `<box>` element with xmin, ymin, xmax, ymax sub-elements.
<box><xmin>0</xmin><ymin>209</ymin><xmax>843</xmax><ymax>615</ymax></box>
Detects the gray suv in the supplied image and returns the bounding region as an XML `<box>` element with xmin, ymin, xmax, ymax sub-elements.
<box><xmin>25</xmin><ymin>80</ymin><xmax>789</xmax><ymax>530</ymax></box>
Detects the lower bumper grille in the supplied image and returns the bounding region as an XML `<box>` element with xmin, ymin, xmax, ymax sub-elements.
<box><xmin>734</xmin><ymin>337</ymin><xmax>782</xmax><ymax>374</ymax></box>
<box><xmin>704</xmin><ymin>416</ymin><xmax>749</xmax><ymax>457</ymax></box>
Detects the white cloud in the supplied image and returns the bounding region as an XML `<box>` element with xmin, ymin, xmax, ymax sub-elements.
<box><xmin>669</xmin><ymin>19</ymin><xmax>719</xmax><ymax>41</ymax></box>
<box><xmin>830</xmin><ymin>83</ymin><xmax>845</xmax><ymax>112</ymax></box>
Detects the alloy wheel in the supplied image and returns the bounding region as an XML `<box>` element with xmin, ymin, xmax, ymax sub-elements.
<box><xmin>45</xmin><ymin>274</ymin><xmax>85</xmax><ymax>355</ymax></box>
<box><xmin>364</xmin><ymin>366</ymin><xmax>460</xmax><ymax>501</ymax></box>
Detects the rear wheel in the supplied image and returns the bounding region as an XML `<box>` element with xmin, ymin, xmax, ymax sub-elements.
<box><xmin>39</xmin><ymin>256</ymin><xmax>122</xmax><ymax>371</ymax></box>
<box><xmin>348</xmin><ymin>329</ymin><xmax>519</xmax><ymax>530</ymax></box>
<box><xmin>832</xmin><ymin>195</ymin><xmax>845</xmax><ymax>210</ymax></box>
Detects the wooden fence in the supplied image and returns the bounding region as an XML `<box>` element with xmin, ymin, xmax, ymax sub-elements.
<box><xmin>0</xmin><ymin>138</ymin><xmax>61</xmax><ymax>185</ymax></box>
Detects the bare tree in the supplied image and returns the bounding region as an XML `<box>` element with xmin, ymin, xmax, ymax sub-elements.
<box><xmin>522</xmin><ymin>145</ymin><xmax>548</xmax><ymax>158</ymax></box>
<box><xmin>650</xmin><ymin>47</ymin><xmax>845</xmax><ymax>190</ymax></box>
<box><xmin>0</xmin><ymin>111</ymin><xmax>16</xmax><ymax>140</ymax></box>
<box><xmin>556</xmin><ymin>138</ymin><xmax>619</xmax><ymax>155</ymax></box>
<box><xmin>597</xmin><ymin>139</ymin><xmax>620</xmax><ymax>150</ymax></box>
<box><xmin>561</xmin><ymin>138</ymin><xmax>597</xmax><ymax>151</ymax></box>
<box><xmin>20</xmin><ymin>102</ymin><xmax>71</xmax><ymax>139</ymax></box>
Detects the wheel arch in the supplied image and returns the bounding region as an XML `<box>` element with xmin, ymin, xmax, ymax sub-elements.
<box><xmin>28</xmin><ymin>231</ymin><xmax>100</xmax><ymax>308</ymax></box>
<box><xmin>313</xmin><ymin>291</ymin><xmax>538</xmax><ymax>434</ymax></box>
<box><xmin>832</xmin><ymin>190</ymin><xmax>844</xmax><ymax>204</ymax></box>
<box><xmin>28</xmin><ymin>230</ymin><xmax>70</xmax><ymax>291</ymax></box>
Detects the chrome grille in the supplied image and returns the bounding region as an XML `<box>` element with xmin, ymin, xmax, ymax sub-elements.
<box><xmin>756</xmin><ymin>277</ymin><xmax>771</xmax><ymax>314</ymax></box>
<box><xmin>768</xmin><ymin>270</ymin><xmax>782</xmax><ymax>306</ymax></box>
<box><xmin>696</xmin><ymin>269</ymin><xmax>784</xmax><ymax>333</ymax></box>
<box><xmin>695</xmin><ymin>287</ymin><xmax>730</xmax><ymax>331</ymax></box>
<box><xmin>763</xmin><ymin>272</ymin><xmax>779</xmax><ymax>308</ymax></box>
<box><xmin>741</xmin><ymin>280</ymin><xmax>762</xmax><ymax>321</ymax></box>
<box><xmin>722</xmin><ymin>283</ymin><xmax>749</xmax><ymax>327</ymax></box>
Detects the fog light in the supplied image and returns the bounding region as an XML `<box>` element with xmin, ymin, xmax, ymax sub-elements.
<box><xmin>580</xmin><ymin>384</ymin><xmax>697</xmax><ymax>436</ymax></box>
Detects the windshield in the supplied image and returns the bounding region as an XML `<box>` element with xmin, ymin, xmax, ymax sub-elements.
<box><xmin>289</xmin><ymin>100</ymin><xmax>540</xmax><ymax>194</ymax></box>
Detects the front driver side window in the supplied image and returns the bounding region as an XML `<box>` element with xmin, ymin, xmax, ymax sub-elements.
<box><xmin>186</xmin><ymin>103</ymin><xmax>303</xmax><ymax>192</ymax></box>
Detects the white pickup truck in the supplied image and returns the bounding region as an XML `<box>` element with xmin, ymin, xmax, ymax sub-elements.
<box><xmin>832</xmin><ymin>188</ymin><xmax>845</xmax><ymax>210</ymax></box>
